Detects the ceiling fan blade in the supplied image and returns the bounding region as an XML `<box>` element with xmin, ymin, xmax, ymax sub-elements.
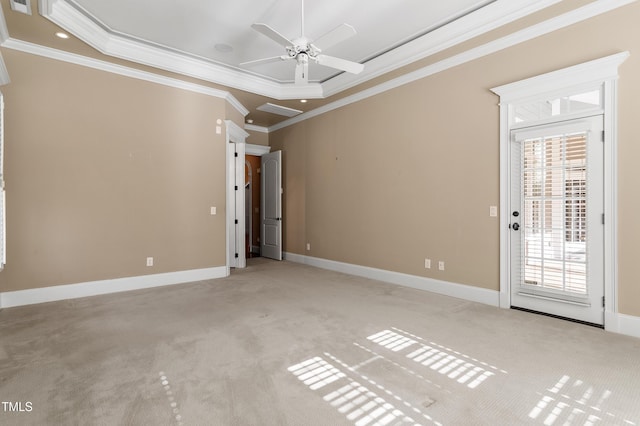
<box><xmin>312</xmin><ymin>23</ymin><xmax>357</xmax><ymax>51</ymax></box>
<box><xmin>316</xmin><ymin>54</ymin><xmax>364</xmax><ymax>74</ymax></box>
<box><xmin>251</xmin><ymin>23</ymin><xmax>294</xmax><ymax>47</ymax></box>
<box><xmin>240</xmin><ymin>55</ymin><xmax>290</xmax><ymax>67</ymax></box>
<box><xmin>295</xmin><ymin>61</ymin><xmax>309</xmax><ymax>85</ymax></box>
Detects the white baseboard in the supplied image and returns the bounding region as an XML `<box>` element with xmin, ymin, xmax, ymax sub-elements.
<box><xmin>286</xmin><ymin>252</ymin><xmax>640</xmax><ymax>340</ymax></box>
<box><xmin>606</xmin><ymin>311</ymin><xmax>640</xmax><ymax>339</ymax></box>
<box><xmin>0</xmin><ymin>266</ymin><xmax>228</xmax><ymax>308</ymax></box>
<box><xmin>284</xmin><ymin>252</ymin><xmax>500</xmax><ymax>307</ymax></box>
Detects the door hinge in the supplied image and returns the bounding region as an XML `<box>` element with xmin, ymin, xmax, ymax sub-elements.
<box><xmin>601</xmin><ymin>130</ymin><xmax>605</xmax><ymax>142</ymax></box>
<box><xmin>235</xmin><ymin>253</ymin><xmax>239</xmax><ymax>258</ymax></box>
<box><xmin>235</xmin><ymin>219</ymin><xmax>238</xmax><ymax>224</ymax></box>
<box><xmin>234</xmin><ymin>152</ymin><xmax>238</xmax><ymax>157</ymax></box>
<box><xmin>602</xmin><ymin>296</ymin><xmax>605</xmax><ymax>308</ymax></box>
<box><xmin>235</xmin><ymin>185</ymin><xmax>238</xmax><ymax>190</ymax></box>
<box><xmin>602</xmin><ymin>213</ymin><xmax>605</xmax><ymax>225</ymax></box>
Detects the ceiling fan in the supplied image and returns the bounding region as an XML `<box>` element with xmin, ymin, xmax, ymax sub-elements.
<box><xmin>240</xmin><ymin>0</ymin><xmax>365</xmax><ymax>85</ymax></box>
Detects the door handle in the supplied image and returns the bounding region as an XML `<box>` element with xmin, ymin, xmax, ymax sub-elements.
<box><xmin>512</xmin><ymin>223</ymin><xmax>520</xmax><ymax>231</ymax></box>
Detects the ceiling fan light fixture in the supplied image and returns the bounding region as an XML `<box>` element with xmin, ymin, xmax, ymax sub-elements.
<box><xmin>240</xmin><ymin>0</ymin><xmax>362</xmax><ymax>85</ymax></box>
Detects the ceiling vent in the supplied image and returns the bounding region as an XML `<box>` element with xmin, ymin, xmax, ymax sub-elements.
<box><xmin>10</xmin><ymin>0</ymin><xmax>32</xmax><ymax>15</ymax></box>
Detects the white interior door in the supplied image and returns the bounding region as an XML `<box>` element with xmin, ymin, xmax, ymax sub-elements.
<box><xmin>227</xmin><ymin>142</ymin><xmax>246</xmax><ymax>268</ymax></box>
<box><xmin>510</xmin><ymin>116</ymin><xmax>604</xmax><ymax>325</ymax></box>
<box><xmin>261</xmin><ymin>150</ymin><xmax>282</xmax><ymax>260</ymax></box>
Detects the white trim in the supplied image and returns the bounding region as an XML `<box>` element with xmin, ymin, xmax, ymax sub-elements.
<box><xmin>0</xmin><ymin>267</ymin><xmax>227</xmax><ymax>308</ymax></box>
<box><xmin>616</xmin><ymin>314</ymin><xmax>640</xmax><ymax>339</ymax></box>
<box><xmin>0</xmin><ymin>57</ymin><xmax>10</xmax><ymax>86</ymax></box>
<box><xmin>245</xmin><ymin>124</ymin><xmax>269</xmax><ymax>134</ymax></box>
<box><xmin>284</xmin><ymin>252</ymin><xmax>499</xmax><ymax>307</ymax></box>
<box><xmin>225</xmin><ymin>121</ymin><xmax>249</xmax><ymax>270</ymax></box>
<box><xmin>39</xmin><ymin>0</ymin><xmax>322</xmax><ymax>100</ymax></box>
<box><xmin>491</xmin><ymin>52</ymin><xmax>629</xmax><ymax>331</ymax></box>
<box><xmin>0</xmin><ymin>3</ymin><xmax>9</xmax><ymax>43</ymax></box>
<box><xmin>269</xmin><ymin>0</ymin><xmax>635</xmax><ymax>132</ymax></box>
<box><xmin>284</xmin><ymin>252</ymin><xmax>640</xmax><ymax>340</ymax></box>
<box><xmin>36</xmin><ymin>0</ymin><xmax>590</xmax><ymax>101</ymax></box>
<box><xmin>0</xmin><ymin>6</ymin><xmax>9</xmax><ymax>85</ymax></box>
<box><xmin>320</xmin><ymin>0</ymin><xmax>563</xmax><ymax>98</ymax></box>
<box><xmin>245</xmin><ymin>143</ymin><xmax>271</xmax><ymax>156</ymax></box>
<box><xmin>0</xmin><ymin>38</ymin><xmax>249</xmax><ymax>117</ymax></box>
<box><xmin>491</xmin><ymin>52</ymin><xmax>630</xmax><ymax>103</ymax></box>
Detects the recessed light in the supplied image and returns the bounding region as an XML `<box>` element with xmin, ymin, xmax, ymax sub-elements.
<box><xmin>300</xmin><ymin>99</ymin><xmax>307</xmax><ymax>103</ymax></box>
<box><xmin>246</xmin><ymin>119</ymin><xmax>254</xmax><ymax>124</ymax></box>
<box><xmin>214</xmin><ymin>43</ymin><xmax>233</xmax><ymax>53</ymax></box>
<box><xmin>55</xmin><ymin>32</ymin><xmax>69</xmax><ymax>39</ymax></box>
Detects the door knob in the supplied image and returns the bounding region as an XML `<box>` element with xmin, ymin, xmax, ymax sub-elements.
<box><xmin>512</xmin><ymin>211</ymin><xmax>520</xmax><ymax>217</ymax></box>
<box><xmin>512</xmin><ymin>223</ymin><xmax>520</xmax><ymax>231</ymax></box>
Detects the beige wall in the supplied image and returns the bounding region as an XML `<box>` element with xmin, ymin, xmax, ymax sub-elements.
<box><xmin>246</xmin><ymin>129</ymin><xmax>269</xmax><ymax>147</ymax></box>
<box><xmin>270</xmin><ymin>2</ymin><xmax>640</xmax><ymax>316</ymax></box>
<box><xmin>0</xmin><ymin>48</ymin><xmax>230</xmax><ymax>292</ymax></box>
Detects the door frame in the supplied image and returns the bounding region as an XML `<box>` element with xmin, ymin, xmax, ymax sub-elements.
<box><xmin>244</xmin><ymin>143</ymin><xmax>271</xmax><ymax>256</ymax></box>
<box><xmin>491</xmin><ymin>52</ymin><xmax>629</xmax><ymax>332</ymax></box>
<box><xmin>225</xmin><ymin>120</ymin><xmax>249</xmax><ymax>272</ymax></box>
<box><xmin>225</xmin><ymin>120</ymin><xmax>271</xmax><ymax>273</ymax></box>
<box><xmin>509</xmin><ymin>116</ymin><xmax>605</xmax><ymax>325</ymax></box>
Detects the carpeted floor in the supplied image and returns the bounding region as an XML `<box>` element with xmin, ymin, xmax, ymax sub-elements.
<box><xmin>1</xmin><ymin>258</ymin><xmax>639</xmax><ymax>425</ymax></box>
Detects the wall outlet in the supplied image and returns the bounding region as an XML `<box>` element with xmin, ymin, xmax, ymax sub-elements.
<box><xmin>306</xmin><ymin>243</ymin><xmax>311</xmax><ymax>251</ymax></box>
<box><xmin>424</xmin><ymin>258</ymin><xmax>431</xmax><ymax>269</ymax></box>
<box><xmin>146</xmin><ymin>257</ymin><xmax>154</xmax><ymax>267</ymax></box>
<box><xmin>438</xmin><ymin>261</ymin><xmax>445</xmax><ymax>271</ymax></box>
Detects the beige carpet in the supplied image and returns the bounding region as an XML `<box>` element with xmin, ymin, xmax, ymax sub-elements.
<box><xmin>1</xmin><ymin>258</ymin><xmax>639</xmax><ymax>425</ymax></box>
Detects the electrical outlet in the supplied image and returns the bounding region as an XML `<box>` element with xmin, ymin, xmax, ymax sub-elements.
<box><xmin>438</xmin><ymin>261</ymin><xmax>445</xmax><ymax>271</ymax></box>
<box><xmin>424</xmin><ymin>258</ymin><xmax>431</xmax><ymax>269</ymax></box>
<box><xmin>146</xmin><ymin>257</ymin><xmax>153</xmax><ymax>267</ymax></box>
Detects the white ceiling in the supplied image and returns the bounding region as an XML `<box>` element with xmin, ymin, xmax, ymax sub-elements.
<box><xmin>39</xmin><ymin>0</ymin><xmax>561</xmax><ymax>100</ymax></box>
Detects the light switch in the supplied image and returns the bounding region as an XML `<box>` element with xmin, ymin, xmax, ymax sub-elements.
<box><xmin>211</xmin><ymin>207</ymin><xmax>217</xmax><ymax>215</ymax></box>
<box><xmin>489</xmin><ymin>206</ymin><xmax>498</xmax><ymax>217</ymax></box>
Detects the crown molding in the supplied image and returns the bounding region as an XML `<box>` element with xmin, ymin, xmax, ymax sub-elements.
<box><xmin>0</xmin><ymin>38</ymin><xmax>249</xmax><ymax>116</ymax></box>
<box><xmin>270</xmin><ymin>0</ymin><xmax>637</xmax><ymax>132</ymax></box>
<box><xmin>491</xmin><ymin>51</ymin><xmax>630</xmax><ymax>103</ymax></box>
<box><xmin>321</xmin><ymin>0</ymin><xmax>563</xmax><ymax>97</ymax></box>
<box><xmin>39</xmin><ymin>0</ymin><xmax>323</xmax><ymax>100</ymax></box>
<box><xmin>245</xmin><ymin>124</ymin><xmax>269</xmax><ymax>134</ymax></box>
<box><xmin>245</xmin><ymin>143</ymin><xmax>271</xmax><ymax>156</ymax></box>
<box><xmin>39</xmin><ymin>0</ymin><xmax>567</xmax><ymax>101</ymax></box>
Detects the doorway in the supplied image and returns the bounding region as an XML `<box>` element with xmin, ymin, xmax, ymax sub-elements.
<box><xmin>245</xmin><ymin>155</ymin><xmax>262</xmax><ymax>258</ymax></box>
<box><xmin>492</xmin><ymin>52</ymin><xmax>629</xmax><ymax>332</ymax></box>
<box><xmin>509</xmin><ymin>116</ymin><xmax>604</xmax><ymax>325</ymax></box>
<box><xmin>225</xmin><ymin>124</ymin><xmax>273</xmax><ymax>271</ymax></box>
